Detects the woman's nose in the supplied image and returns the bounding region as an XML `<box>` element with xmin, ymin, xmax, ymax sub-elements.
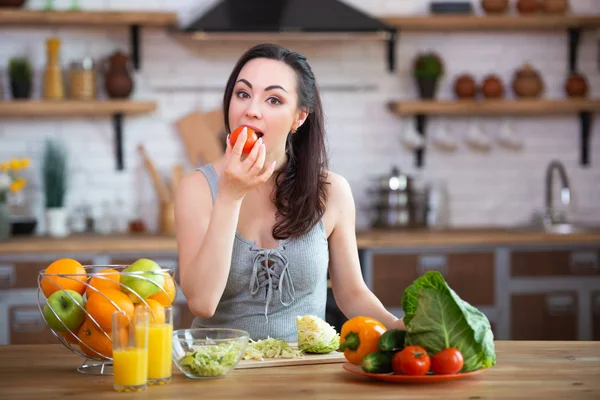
<box><xmin>245</xmin><ymin>99</ymin><xmax>262</xmax><ymax>119</ymax></box>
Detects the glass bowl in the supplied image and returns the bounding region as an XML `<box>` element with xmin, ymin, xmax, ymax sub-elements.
<box><xmin>172</xmin><ymin>328</ymin><xmax>249</xmax><ymax>379</ymax></box>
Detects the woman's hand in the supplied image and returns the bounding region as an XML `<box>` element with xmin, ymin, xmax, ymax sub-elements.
<box><xmin>387</xmin><ymin>317</ymin><xmax>406</xmax><ymax>331</ymax></box>
<box><xmin>219</xmin><ymin>127</ymin><xmax>276</xmax><ymax>200</ymax></box>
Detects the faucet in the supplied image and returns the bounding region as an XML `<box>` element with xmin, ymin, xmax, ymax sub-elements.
<box><xmin>544</xmin><ymin>160</ymin><xmax>571</xmax><ymax>225</ymax></box>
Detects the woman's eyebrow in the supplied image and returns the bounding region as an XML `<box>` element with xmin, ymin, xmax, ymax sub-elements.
<box><xmin>236</xmin><ymin>79</ymin><xmax>287</xmax><ymax>93</ymax></box>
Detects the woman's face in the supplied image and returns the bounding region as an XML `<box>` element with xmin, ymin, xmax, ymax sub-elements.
<box><xmin>228</xmin><ymin>58</ymin><xmax>307</xmax><ymax>157</ymax></box>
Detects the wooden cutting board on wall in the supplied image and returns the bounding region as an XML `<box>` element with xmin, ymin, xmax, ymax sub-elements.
<box><xmin>236</xmin><ymin>348</ymin><xmax>346</xmax><ymax>369</ymax></box>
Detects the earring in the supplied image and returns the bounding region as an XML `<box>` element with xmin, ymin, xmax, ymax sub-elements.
<box><xmin>291</xmin><ymin>128</ymin><xmax>297</xmax><ymax>134</ymax></box>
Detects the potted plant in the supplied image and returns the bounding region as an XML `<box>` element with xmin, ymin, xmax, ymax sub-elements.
<box><xmin>42</xmin><ymin>139</ymin><xmax>69</xmax><ymax>238</ymax></box>
<box><xmin>0</xmin><ymin>158</ymin><xmax>30</xmax><ymax>241</ymax></box>
<box><xmin>412</xmin><ymin>52</ymin><xmax>444</xmax><ymax>99</ymax></box>
<box><xmin>8</xmin><ymin>57</ymin><xmax>32</xmax><ymax>99</ymax></box>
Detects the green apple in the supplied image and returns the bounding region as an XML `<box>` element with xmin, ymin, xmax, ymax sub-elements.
<box><xmin>120</xmin><ymin>258</ymin><xmax>165</xmax><ymax>303</ymax></box>
<box><xmin>43</xmin><ymin>289</ymin><xmax>86</xmax><ymax>333</ymax></box>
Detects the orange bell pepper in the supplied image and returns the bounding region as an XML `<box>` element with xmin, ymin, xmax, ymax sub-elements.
<box><xmin>339</xmin><ymin>316</ymin><xmax>386</xmax><ymax>365</ymax></box>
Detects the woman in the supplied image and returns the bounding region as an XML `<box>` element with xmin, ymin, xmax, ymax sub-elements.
<box><xmin>175</xmin><ymin>43</ymin><xmax>404</xmax><ymax>341</ymax></box>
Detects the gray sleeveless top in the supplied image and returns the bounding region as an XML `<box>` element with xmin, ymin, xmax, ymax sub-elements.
<box><xmin>191</xmin><ymin>164</ymin><xmax>330</xmax><ymax>341</ymax></box>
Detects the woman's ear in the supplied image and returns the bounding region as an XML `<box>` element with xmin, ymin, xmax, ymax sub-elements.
<box><xmin>292</xmin><ymin>108</ymin><xmax>309</xmax><ymax>133</ymax></box>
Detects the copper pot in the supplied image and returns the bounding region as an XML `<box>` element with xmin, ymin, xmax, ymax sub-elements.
<box><xmin>517</xmin><ymin>0</ymin><xmax>539</xmax><ymax>13</ymax></box>
<box><xmin>541</xmin><ymin>0</ymin><xmax>568</xmax><ymax>14</ymax></box>
<box><xmin>564</xmin><ymin>72</ymin><xmax>588</xmax><ymax>98</ymax></box>
<box><xmin>481</xmin><ymin>74</ymin><xmax>505</xmax><ymax>99</ymax></box>
<box><xmin>512</xmin><ymin>64</ymin><xmax>544</xmax><ymax>98</ymax></box>
<box><xmin>481</xmin><ymin>0</ymin><xmax>509</xmax><ymax>13</ymax></box>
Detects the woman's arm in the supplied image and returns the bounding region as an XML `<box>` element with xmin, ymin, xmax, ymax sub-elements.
<box><xmin>327</xmin><ymin>172</ymin><xmax>405</xmax><ymax>330</ymax></box>
<box><xmin>174</xmin><ymin>172</ymin><xmax>242</xmax><ymax>318</ymax></box>
<box><xmin>175</xmin><ymin>130</ymin><xmax>275</xmax><ymax>318</ymax></box>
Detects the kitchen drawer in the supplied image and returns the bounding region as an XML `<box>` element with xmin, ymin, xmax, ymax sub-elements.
<box><xmin>0</xmin><ymin>259</ymin><xmax>93</xmax><ymax>290</ymax></box>
<box><xmin>510</xmin><ymin>249</ymin><xmax>600</xmax><ymax>277</ymax></box>
<box><xmin>593</xmin><ymin>292</ymin><xmax>600</xmax><ymax>341</ymax></box>
<box><xmin>9</xmin><ymin>305</ymin><xmax>58</xmax><ymax>345</ymax></box>
<box><xmin>511</xmin><ymin>292</ymin><xmax>578</xmax><ymax>340</ymax></box>
<box><xmin>372</xmin><ymin>252</ymin><xmax>495</xmax><ymax>308</ymax></box>
<box><xmin>173</xmin><ymin>301</ymin><xmax>196</xmax><ymax>330</ymax></box>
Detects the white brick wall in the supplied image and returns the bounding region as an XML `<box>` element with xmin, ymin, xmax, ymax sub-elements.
<box><xmin>1</xmin><ymin>0</ymin><xmax>599</xmax><ymax>233</ymax></box>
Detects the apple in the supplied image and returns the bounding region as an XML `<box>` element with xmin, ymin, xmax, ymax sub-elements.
<box><xmin>43</xmin><ymin>289</ymin><xmax>86</xmax><ymax>333</ymax></box>
<box><xmin>120</xmin><ymin>258</ymin><xmax>165</xmax><ymax>303</ymax></box>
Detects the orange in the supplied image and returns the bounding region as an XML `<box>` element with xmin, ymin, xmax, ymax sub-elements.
<box><xmin>136</xmin><ymin>299</ymin><xmax>165</xmax><ymax>324</ymax></box>
<box><xmin>85</xmin><ymin>269</ymin><xmax>120</xmax><ymax>299</ymax></box>
<box><xmin>77</xmin><ymin>317</ymin><xmax>115</xmax><ymax>359</ymax></box>
<box><xmin>61</xmin><ymin>330</ymin><xmax>79</xmax><ymax>345</ymax></box>
<box><xmin>41</xmin><ymin>258</ymin><xmax>87</xmax><ymax>298</ymax></box>
<box><xmin>85</xmin><ymin>289</ymin><xmax>134</xmax><ymax>332</ymax></box>
<box><xmin>148</xmin><ymin>274</ymin><xmax>176</xmax><ymax>306</ymax></box>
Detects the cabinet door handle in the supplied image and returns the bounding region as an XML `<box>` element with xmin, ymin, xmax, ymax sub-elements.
<box><xmin>0</xmin><ymin>265</ymin><xmax>15</xmax><ymax>290</ymax></box>
<box><xmin>545</xmin><ymin>294</ymin><xmax>576</xmax><ymax>316</ymax></box>
<box><xmin>569</xmin><ymin>251</ymin><xmax>598</xmax><ymax>273</ymax></box>
<box><xmin>417</xmin><ymin>255</ymin><xmax>447</xmax><ymax>276</ymax></box>
<box><xmin>11</xmin><ymin>309</ymin><xmax>47</xmax><ymax>333</ymax></box>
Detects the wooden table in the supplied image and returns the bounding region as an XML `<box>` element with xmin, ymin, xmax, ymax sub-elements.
<box><xmin>0</xmin><ymin>341</ymin><xmax>598</xmax><ymax>399</ymax></box>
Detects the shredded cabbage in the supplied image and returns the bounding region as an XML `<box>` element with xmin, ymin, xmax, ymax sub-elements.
<box><xmin>242</xmin><ymin>337</ymin><xmax>304</xmax><ymax>361</ymax></box>
<box><xmin>296</xmin><ymin>315</ymin><xmax>340</xmax><ymax>354</ymax></box>
<box><xmin>178</xmin><ymin>341</ymin><xmax>244</xmax><ymax>377</ymax></box>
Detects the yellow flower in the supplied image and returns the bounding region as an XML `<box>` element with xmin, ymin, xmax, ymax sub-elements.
<box><xmin>20</xmin><ymin>158</ymin><xmax>30</xmax><ymax>169</ymax></box>
<box><xmin>10</xmin><ymin>177</ymin><xmax>26</xmax><ymax>193</ymax></box>
<box><xmin>0</xmin><ymin>163</ymin><xmax>9</xmax><ymax>172</ymax></box>
<box><xmin>9</xmin><ymin>159</ymin><xmax>20</xmax><ymax>170</ymax></box>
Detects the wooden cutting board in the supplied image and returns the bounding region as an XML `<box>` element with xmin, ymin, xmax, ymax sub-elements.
<box><xmin>236</xmin><ymin>345</ymin><xmax>346</xmax><ymax>369</ymax></box>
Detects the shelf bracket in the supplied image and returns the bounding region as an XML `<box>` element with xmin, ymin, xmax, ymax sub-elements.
<box><xmin>130</xmin><ymin>24</ymin><xmax>141</xmax><ymax>70</ymax></box>
<box><xmin>113</xmin><ymin>113</ymin><xmax>124</xmax><ymax>170</ymax></box>
<box><xmin>567</xmin><ymin>27</ymin><xmax>581</xmax><ymax>73</ymax></box>
<box><xmin>386</xmin><ymin>30</ymin><xmax>397</xmax><ymax>72</ymax></box>
<box><xmin>580</xmin><ymin>111</ymin><xmax>592</xmax><ymax>166</ymax></box>
<box><xmin>415</xmin><ymin>113</ymin><xmax>427</xmax><ymax>168</ymax></box>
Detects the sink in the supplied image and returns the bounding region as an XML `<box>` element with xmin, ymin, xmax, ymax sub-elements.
<box><xmin>511</xmin><ymin>222</ymin><xmax>600</xmax><ymax>235</ymax></box>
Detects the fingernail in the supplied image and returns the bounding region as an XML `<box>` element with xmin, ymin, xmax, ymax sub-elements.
<box><xmin>257</xmin><ymin>137</ymin><xmax>263</xmax><ymax>144</ymax></box>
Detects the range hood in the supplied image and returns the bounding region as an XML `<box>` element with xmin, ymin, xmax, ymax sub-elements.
<box><xmin>177</xmin><ymin>0</ymin><xmax>397</xmax><ymax>71</ymax></box>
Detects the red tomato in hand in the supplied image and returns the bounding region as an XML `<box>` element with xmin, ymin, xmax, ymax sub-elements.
<box><xmin>431</xmin><ymin>348</ymin><xmax>464</xmax><ymax>375</ymax></box>
<box><xmin>229</xmin><ymin>126</ymin><xmax>259</xmax><ymax>155</ymax></box>
<box><xmin>392</xmin><ymin>345</ymin><xmax>431</xmax><ymax>376</ymax></box>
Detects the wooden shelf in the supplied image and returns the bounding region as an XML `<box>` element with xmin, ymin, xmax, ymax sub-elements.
<box><xmin>388</xmin><ymin>99</ymin><xmax>600</xmax><ymax>116</ymax></box>
<box><xmin>0</xmin><ymin>100</ymin><xmax>157</xmax><ymax>117</ymax></box>
<box><xmin>0</xmin><ymin>9</ymin><xmax>177</xmax><ymax>27</ymax></box>
<box><xmin>381</xmin><ymin>14</ymin><xmax>600</xmax><ymax>31</ymax></box>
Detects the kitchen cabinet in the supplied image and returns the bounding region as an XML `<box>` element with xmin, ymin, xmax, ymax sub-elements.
<box><xmin>8</xmin><ymin>305</ymin><xmax>57</xmax><ymax>345</ymax></box>
<box><xmin>372</xmin><ymin>251</ymin><xmax>495</xmax><ymax>308</ymax></box>
<box><xmin>593</xmin><ymin>292</ymin><xmax>600</xmax><ymax>341</ymax></box>
<box><xmin>511</xmin><ymin>249</ymin><xmax>599</xmax><ymax>277</ymax></box>
<box><xmin>510</xmin><ymin>292</ymin><xmax>578</xmax><ymax>340</ymax></box>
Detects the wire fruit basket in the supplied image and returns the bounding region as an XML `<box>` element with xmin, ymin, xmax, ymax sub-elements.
<box><xmin>36</xmin><ymin>261</ymin><xmax>177</xmax><ymax>375</ymax></box>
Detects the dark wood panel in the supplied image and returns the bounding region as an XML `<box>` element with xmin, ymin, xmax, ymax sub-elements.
<box><xmin>372</xmin><ymin>254</ymin><xmax>419</xmax><ymax>308</ymax></box>
<box><xmin>511</xmin><ymin>249</ymin><xmax>600</xmax><ymax>277</ymax></box>
<box><xmin>593</xmin><ymin>292</ymin><xmax>600</xmax><ymax>341</ymax></box>
<box><xmin>446</xmin><ymin>253</ymin><xmax>495</xmax><ymax>305</ymax></box>
<box><xmin>511</xmin><ymin>292</ymin><xmax>578</xmax><ymax>340</ymax></box>
<box><xmin>9</xmin><ymin>305</ymin><xmax>58</xmax><ymax>345</ymax></box>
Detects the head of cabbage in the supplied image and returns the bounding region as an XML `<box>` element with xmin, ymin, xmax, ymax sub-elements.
<box><xmin>296</xmin><ymin>315</ymin><xmax>340</xmax><ymax>354</ymax></box>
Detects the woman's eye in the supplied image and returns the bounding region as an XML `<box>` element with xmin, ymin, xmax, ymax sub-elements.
<box><xmin>236</xmin><ymin>90</ymin><xmax>250</xmax><ymax>99</ymax></box>
<box><xmin>267</xmin><ymin>97</ymin><xmax>282</xmax><ymax>105</ymax></box>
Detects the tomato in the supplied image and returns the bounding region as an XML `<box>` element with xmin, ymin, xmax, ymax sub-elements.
<box><xmin>229</xmin><ymin>125</ymin><xmax>259</xmax><ymax>155</ymax></box>
<box><xmin>392</xmin><ymin>345</ymin><xmax>431</xmax><ymax>376</ymax></box>
<box><xmin>431</xmin><ymin>348</ymin><xmax>464</xmax><ymax>375</ymax></box>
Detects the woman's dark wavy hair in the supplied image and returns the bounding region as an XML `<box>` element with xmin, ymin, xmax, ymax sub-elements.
<box><xmin>223</xmin><ymin>43</ymin><xmax>328</xmax><ymax>240</ymax></box>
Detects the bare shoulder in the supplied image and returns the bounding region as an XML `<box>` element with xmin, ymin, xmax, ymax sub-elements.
<box><xmin>322</xmin><ymin>170</ymin><xmax>355</xmax><ymax>237</ymax></box>
<box><xmin>324</xmin><ymin>170</ymin><xmax>354</xmax><ymax>205</ymax></box>
<box><xmin>174</xmin><ymin>169</ymin><xmax>213</xmax><ymax>217</ymax></box>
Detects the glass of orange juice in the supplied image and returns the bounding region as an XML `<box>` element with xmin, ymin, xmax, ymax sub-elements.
<box><xmin>112</xmin><ymin>308</ymin><xmax>149</xmax><ymax>392</ymax></box>
<box><xmin>146</xmin><ymin>306</ymin><xmax>173</xmax><ymax>385</ymax></box>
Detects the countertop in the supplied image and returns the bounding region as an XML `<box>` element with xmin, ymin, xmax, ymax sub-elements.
<box><xmin>1</xmin><ymin>228</ymin><xmax>599</xmax><ymax>255</ymax></box>
<box><xmin>0</xmin><ymin>341</ymin><xmax>598</xmax><ymax>399</ymax></box>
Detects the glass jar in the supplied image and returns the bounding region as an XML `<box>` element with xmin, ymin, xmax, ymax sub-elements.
<box><xmin>69</xmin><ymin>58</ymin><xmax>97</xmax><ymax>100</ymax></box>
